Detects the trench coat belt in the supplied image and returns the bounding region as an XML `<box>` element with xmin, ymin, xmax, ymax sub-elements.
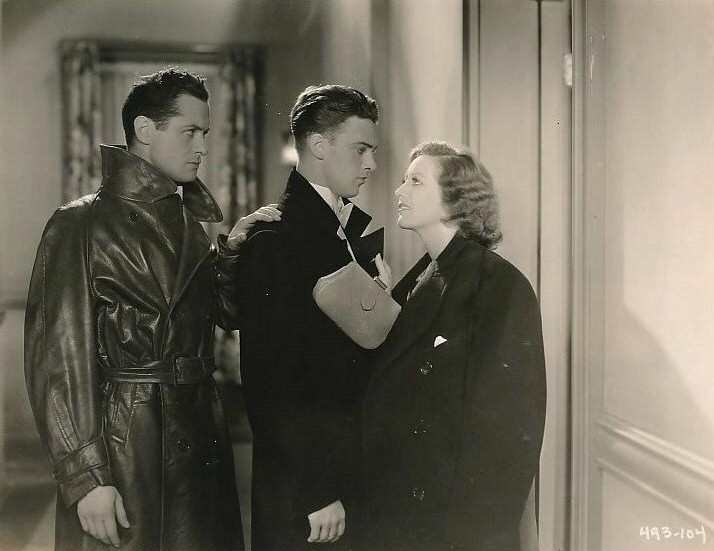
<box><xmin>103</xmin><ymin>356</ymin><xmax>216</xmax><ymax>385</ymax></box>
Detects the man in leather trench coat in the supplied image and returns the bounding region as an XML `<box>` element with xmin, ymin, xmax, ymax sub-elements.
<box><xmin>24</xmin><ymin>69</ymin><xmax>279</xmax><ymax>551</ymax></box>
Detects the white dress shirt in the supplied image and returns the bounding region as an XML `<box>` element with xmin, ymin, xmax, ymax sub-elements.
<box><xmin>309</xmin><ymin>181</ymin><xmax>356</xmax><ymax>261</ymax></box>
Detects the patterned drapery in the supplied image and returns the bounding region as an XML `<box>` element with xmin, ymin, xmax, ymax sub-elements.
<box><xmin>213</xmin><ymin>48</ymin><xmax>261</xmax><ymax>384</ymax></box>
<box><xmin>61</xmin><ymin>41</ymin><xmax>102</xmax><ymax>202</ymax></box>
<box><xmin>215</xmin><ymin>49</ymin><xmax>260</xmax><ymax>234</ymax></box>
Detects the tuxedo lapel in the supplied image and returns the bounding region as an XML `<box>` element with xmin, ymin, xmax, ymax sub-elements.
<box><xmin>284</xmin><ymin>170</ymin><xmax>383</xmax><ymax>276</ymax></box>
<box><xmin>283</xmin><ymin>171</ymin><xmax>353</xmax><ymax>277</ymax></box>
<box><xmin>343</xmin><ymin>200</ymin><xmax>371</xmax><ymax>239</ymax></box>
<box><xmin>284</xmin><ymin>170</ymin><xmax>342</xmax><ymax>236</ymax></box>
<box><xmin>342</xmin><ymin>200</ymin><xmax>384</xmax><ymax>276</ymax></box>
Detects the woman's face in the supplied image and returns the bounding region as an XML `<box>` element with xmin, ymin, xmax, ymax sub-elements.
<box><xmin>395</xmin><ymin>155</ymin><xmax>449</xmax><ymax>232</ymax></box>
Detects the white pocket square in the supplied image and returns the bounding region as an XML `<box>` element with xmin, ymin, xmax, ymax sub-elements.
<box><xmin>433</xmin><ymin>335</ymin><xmax>448</xmax><ymax>347</ymax></box>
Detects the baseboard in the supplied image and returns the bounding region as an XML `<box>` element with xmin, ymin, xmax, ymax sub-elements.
<box><xmin>596</xmin><ymin>414</ymin><xmax>714</xmax><ymax>531</ymax></box>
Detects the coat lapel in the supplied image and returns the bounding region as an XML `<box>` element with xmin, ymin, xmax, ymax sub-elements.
<box><xmin>167</xmin><ymin>208</ymin><xmax>212</xmax><ymax>314</ymax></box>
<box><xmin>391</xmin><ymin>254</ymin><xmax>431</xmax><ymax>305</ymax></box>
<box><xmin>145</xmin><ymin>238</ymin><xmax>176</xmax><ymax>306</ymax></box>
<box><xmin>369</xmin><ymin>237</ymin><xmax>481</xmax><ymax>385</ymax></box>
<box><xmin>371</xmin><ymin>261</ymin><xmax>448</xmax><ymax>381</ymax></box>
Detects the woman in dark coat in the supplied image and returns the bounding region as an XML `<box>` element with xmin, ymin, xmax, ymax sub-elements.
<box><xmin>360</xmin><ymin>142</ymin><xmax>546</xmax><ymax>551</ymax></box>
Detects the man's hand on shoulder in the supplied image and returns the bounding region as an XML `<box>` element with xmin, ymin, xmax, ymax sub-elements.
<box><xmin>307</xmin><ymin>499</ymin><xmax>346</xmax><ymax>543</ymax></box>
<box><xmin>226</xmin><ymin>204</ymin><xmax>282</xmax><ymax>250</ymax></box>
<box><xmin>77</xmin><ymin>485</ymin><xmax>130</xmax><ymax>547</ymax></box>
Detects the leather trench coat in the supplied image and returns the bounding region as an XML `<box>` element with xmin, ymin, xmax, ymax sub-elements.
<box><xmin>24</xmin><ymin>145</ymin><xmax>243</xmax><ymax>551</ymax></box>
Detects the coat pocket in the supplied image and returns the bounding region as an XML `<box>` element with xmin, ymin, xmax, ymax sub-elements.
<box><xmin>104</xmin><ymin>383</ymin><xmax>150</xmax><ymax>448</ymax></box>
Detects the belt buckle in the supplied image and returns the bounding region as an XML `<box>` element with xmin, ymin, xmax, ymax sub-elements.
<box><xmin>172</xmin><ymin>356</ymin><xmax>182</xmax><ymax>385</ymax></box>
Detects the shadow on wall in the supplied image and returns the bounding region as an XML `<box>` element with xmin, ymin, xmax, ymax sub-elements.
<box><xmin>602</xmin><ymin>143</ymin><xmax>714</xmax><ymax>458</ymax></box>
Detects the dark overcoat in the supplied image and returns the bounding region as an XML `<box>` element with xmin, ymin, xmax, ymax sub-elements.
<box><xmin>235</xmin><ymin>169</ymin><xmax>381</xmax><ymax>551</ymax></box>
<box><xmin>361</xmin><ymin>235</ymin><xmax>547</xmax><ymax>551</ymax></box>
<box><xmin>24</xmin><ymin>145</ymin><xmax>243</xmax><ymax>551</ymax></box>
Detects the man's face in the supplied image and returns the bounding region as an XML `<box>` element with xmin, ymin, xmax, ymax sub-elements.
<box><xmin>321</xmin><ymin>116</ymin><xmax>378</xmax><ymax>198</ymax></box>
<box><xmin>147</xmin><ymin>94</ymin><xmax>209</xmax><ymax>183</ymax></box>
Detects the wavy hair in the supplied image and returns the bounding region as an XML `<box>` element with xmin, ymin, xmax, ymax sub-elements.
<box><xmin>409</xmin><ymin>141</ymin><xmax>502</xmax><ymax>249</ymax></box>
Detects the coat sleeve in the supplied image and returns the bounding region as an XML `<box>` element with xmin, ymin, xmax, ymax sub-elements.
<box><xmin>236</xmin><ymin>228</ymin><xmax>342</xmax><ymax>518</ymax></box>
<box><xmin>211</xmin><ymin>233</ymin><xmax>244</xmax><ymax>330</ymax></box>
<box><xmin>24</xmin><ymin>205</ymin><xmax>113</xmax><ymax>507</ymax></box>
<box><xmin>444</xmin><ymin>268</ymin><xmax>547</xmax><ymax>550</ymax></box>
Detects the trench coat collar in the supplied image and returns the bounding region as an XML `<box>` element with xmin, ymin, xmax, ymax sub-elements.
<box><xmin>99</xmin><ymin>144</ymin><xmax>223</xmax><ymax>223</ymax></box>
<box><xmin>284</xmin><ymin>169</ymin><xmax>384</xmax><ymax>267</ymax></box>
<box><xmin>371</xmin><ymin>234</ymin><xmax>473</xmax><ymax>378</ymax></box>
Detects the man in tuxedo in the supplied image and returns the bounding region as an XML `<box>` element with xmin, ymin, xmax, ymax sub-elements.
<box><xmin>236</xmin><ymin>85</ymin><xmax>384</xmax><ymax>550</ymax></box>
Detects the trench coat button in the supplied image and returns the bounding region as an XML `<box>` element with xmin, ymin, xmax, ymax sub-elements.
<box><xmin>129</xmin><ymin>211</ymin><xmax>139</xmax><ymax>222</ymax></box>
<box><xmin>51</xmin><ymin>471</ymin><xmax>59</xmax><ymax>480</ymax></box>
<box><xmin>177</xmin><ymin>438</ymin><xmax>191</xmax><ymax>453</ymax></box>
<box><xmin>419</xmin><ymin>360</ymin><xmax>433</xmax><ymax>375</ymax></box>
<box><xmin>412</xmin><ymin>419</ymin><xmax>428</xmax><ymax>437</ymax></box>
<box><xmin>411</xmin><ymin>487</ymin><xmax>425</xmax><ymax>502</ymax></box>
<box><xmin>502</xmin><ymin>362</ymin><xmax>511</xmax><ymax>369</ymax></box>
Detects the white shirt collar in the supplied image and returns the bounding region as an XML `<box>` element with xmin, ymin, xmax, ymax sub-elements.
<box><xmin>309</xmin><ymin>181</ymin><xmax>342</xmax><ymax>214</ymax></box>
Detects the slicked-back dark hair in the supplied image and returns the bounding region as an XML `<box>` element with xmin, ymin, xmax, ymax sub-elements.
<box><xmin>289</xmin><ymin>84</ymin><xmax>379</xmax><ymax>151</ymax></box>
<box><xmin>122</xmin><ymin>68</ymin><xmax>209</xmax><ymax>146</ymax></box>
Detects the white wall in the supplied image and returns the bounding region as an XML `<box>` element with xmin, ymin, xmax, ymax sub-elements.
<box><xmin>477</xmin><ymin>0</ymin><xmax>540</xmax><ymax>286</ymax></box>
<box><xmin>574</xmin><ymin>1</ymin><xmax>714</xmax><ymax>549</ymax></box>
<box><xmin>601</xmin><ymin>0</ymin><xmax>714</xmax><ymax>458</ymax></box>
<box><xmin>321</xmin><ymin>0</ymin><xmax>465</xmax><ymax>280</ymax></box>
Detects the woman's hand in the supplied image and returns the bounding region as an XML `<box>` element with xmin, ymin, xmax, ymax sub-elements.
<box><xmin>374</xmin><ymin>254</ymin><xmax>393</xmax><ymax>293</ymax></box>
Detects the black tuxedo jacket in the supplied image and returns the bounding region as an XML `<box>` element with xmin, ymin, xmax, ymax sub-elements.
<box><xmin>361</xmin><ymin>235</ymin><xmax>547</xmax><ymax>551</ymax></box>
<box><xmin>236</xmin><ymin>169</ymin><xmax>381</xmax><ymax>550</ymax></box>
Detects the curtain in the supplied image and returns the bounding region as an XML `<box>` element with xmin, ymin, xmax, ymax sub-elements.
<box><xmin>61</xmin><ymin>41</ymin><xmax>102</xmax><ymax>202</ymax></box>
<box><xmin>214</xmin><ymin>48</ymin><xmax>260</xmax><ymax>234</ymax></box>
<box><xmin>213</xmin><ymin>48</ymin><xmax>261</xmax><ymax>384</ymax></box>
